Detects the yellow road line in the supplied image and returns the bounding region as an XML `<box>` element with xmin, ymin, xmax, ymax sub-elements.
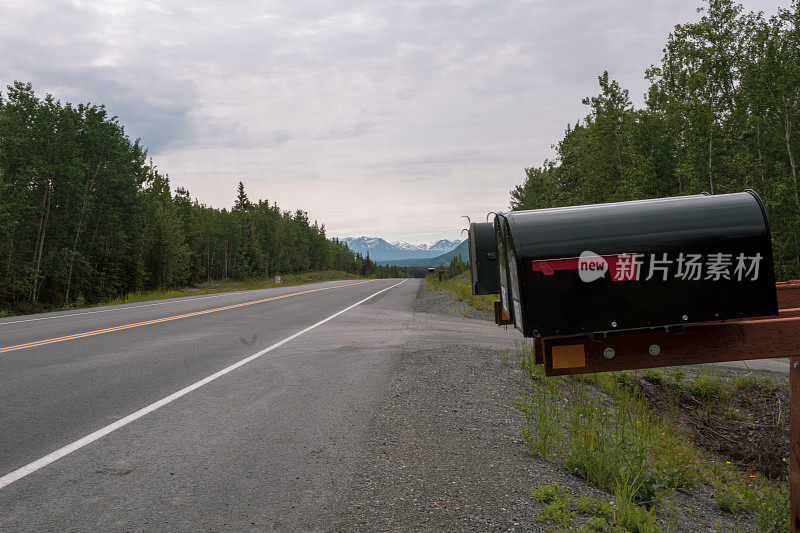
<box><xmin>0</xmin><ymin>280</ymin><xmax>375</xmax><ymax>354</ymax></box>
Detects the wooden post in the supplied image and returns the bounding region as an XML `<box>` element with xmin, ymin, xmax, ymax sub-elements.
<box><xmin>792</xmin><ymin>355</ymin><xmax>800</xmax><ymax>533</ymax></box>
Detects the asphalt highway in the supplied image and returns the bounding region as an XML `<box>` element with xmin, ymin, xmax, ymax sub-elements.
<box><xmin>1</xmin><ymin>277</ymin><xmax>788</xmax><ymax>532</ymax></box>
<box><xmin>0</xmin><ymin>278</ymin><xmax>412</xmax><ymax>531</ymax></box>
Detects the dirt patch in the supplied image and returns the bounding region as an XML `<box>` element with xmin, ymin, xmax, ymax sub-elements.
<box><xmin>636</xmin><ymin>370</ymin><xmax>789</xmax><ymax>479</ymax></box>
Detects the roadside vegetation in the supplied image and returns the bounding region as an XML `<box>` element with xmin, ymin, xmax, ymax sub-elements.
<box><xmin>510</xmin><ymin>0</ymin><xmax>800</xmax><ymax>281</ymax></box>
<box><xmin>90</xmin><ymin>270</ymin><xmax>367</xmax><ymax>308</ymax></box>
<box><xmin>498</xmin><ymin>2</ymin><xmax>797</xmax><ymax>526</ymax></box>
<box><xmin>429</xmin><ymin>271</ymin><xmax>788</xmax><ymax>531</ymax></box>
<box><xmin>509</xmin><ymin>341</ymin><xmax>789</xmax><ymax>532</ymax></box>
<box><xmin>425</xmin><ymin>256</ymin><xmax>500</xmax><ymax>314</ymax></box>
<box><xmin>0</xmin><ymin>84</ymin><xmax>402</xmax><ymax>317</ymax></box>
<box><xmin>0</xmin><ymin>270</ymin><xmax>367</xmax><ymax>318</ymax></box>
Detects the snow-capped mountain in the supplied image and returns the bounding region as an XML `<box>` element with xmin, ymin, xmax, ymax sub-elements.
<box><xmin>391</xmin><ymin>239</ymin><xmax>461</xmax><ymax>252</ymax></box>
<box><xmin>340</xmin><ymin>236</ymin><xmax>462</xmax><ymax>262</ymax></box>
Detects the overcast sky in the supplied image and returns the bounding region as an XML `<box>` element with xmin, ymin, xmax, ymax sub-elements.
<box><xmin>0</xmin><ymin>0</ymin><xmax>789</xmax><ymax>244</ymax></box>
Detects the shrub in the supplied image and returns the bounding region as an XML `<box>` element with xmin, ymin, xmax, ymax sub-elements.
<box><xmin>641</xmin><ymin>369</ymin><xmax>663</xmax><ymax>385</ymax></box>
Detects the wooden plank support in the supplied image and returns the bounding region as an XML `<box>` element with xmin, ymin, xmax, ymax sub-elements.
<box><xmin>542</xmin><ymin>315</ymin><xmax>800</xmax><ymax>376</ymax></box>
<box><xmin>778</xmin><ymin>280</ymin><xmax>800</xmax><ymax>310</ymax></box>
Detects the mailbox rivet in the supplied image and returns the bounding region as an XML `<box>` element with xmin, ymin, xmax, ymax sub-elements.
<box><xmin>648</xmin><ymin>344</ymin><xmax>661</xmax><ymax>356</ymax></box>
<box><xmin>682</xmin><ymin>314</ymin><xmax>688</xmax><ymax>321</ymax></box>
<box><xmin>603</xmin><ymin>348</ymin><xmax>615</xmax><ymax>359</ymax></box>
<box><xmin>611</xmin><ymin>321</ymin><xmax>618</xmax><ymax>328</ymax></box>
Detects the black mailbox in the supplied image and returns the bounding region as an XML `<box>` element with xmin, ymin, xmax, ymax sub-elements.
<box><xmin>468</xmin><ymin>222</ymin><xmax>500</xmax><ymax>295</ymax></box>
<box><xmin>495</xmin><ymin>191</ymin><xmax>778</xmax><ymax>338</ymax></box>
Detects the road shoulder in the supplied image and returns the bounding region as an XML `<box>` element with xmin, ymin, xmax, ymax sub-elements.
<box><xmin>336</xmin><ymin>292</ymin><xmax>607</xmax><ymax>531</ymax></box>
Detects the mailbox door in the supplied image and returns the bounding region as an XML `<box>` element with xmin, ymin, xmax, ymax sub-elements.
<box><xmin>505</xmin><ymin>220</ymin><xmax>526</xmax><ymax>335</ymax></box>
<box><xmin>495</xmin><ymin>217</ymin><xmax>514</xmax><ymax>321</ymax></box>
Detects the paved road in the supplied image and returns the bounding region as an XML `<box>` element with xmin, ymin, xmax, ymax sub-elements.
<box><xmin>0</xmin><ymin>278</ymin><xmax>412</xmax><ymax>531</ymax></box>
<box><xmin>1</xmin><ymin>277</ymin><xmax>789</xmax><ymax>532</ymax></box>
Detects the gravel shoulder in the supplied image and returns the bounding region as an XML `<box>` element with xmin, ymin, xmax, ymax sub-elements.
<box><xmin>334</xmin><ymin>280</ymin><xmax>779</xmax><ymax>532</ymax></box>
<box><xmin>335</xmin><ymin>282</ymin><xmax>607</xmax><ymax>531</ymax></box>
<box><xmin>412</xmin><ymin>279</ymin><xmax>495</xmax><ymax>321</ymax></box>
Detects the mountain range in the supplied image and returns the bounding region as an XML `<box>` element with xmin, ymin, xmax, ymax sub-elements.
<box><xmin>386</xmin><ymin>240</ymin><xmax>469</xmax><ymax>267</ymax></box>
<box><xmin>340</xmin><ymin>236</ymin><xmax>463</xmax><ymax>263</ymax></box>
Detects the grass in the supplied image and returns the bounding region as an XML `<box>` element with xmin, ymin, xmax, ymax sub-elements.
<box><xmin>418</xmin><ymin>272</ymin><xmax>789</xmax><ymax>530</ymax></box>
<box><xmin>100</xmin><ymin>270</ymin><xmax>368</xmax><ymax>307</ymax></box>
<box><xmin>687</xmin><ymin>366</ymin><xmax>726</xmax><ymax>402</ymax></box>
<box><xmin>531</xmin><ymin>483</ymin><xmax>651</xmax><ymax>532</ymax></box>
<box><xmin>641</xmin><ymin>369</ymin><xmax>663</xmax><ymax>385</ymax></box>
<box><xmin>513</xmin><ymin>355</ymin><xmax>790</xmax><ymax>532</ymax></box>
<box><xmin>531</xmin><ymin>484</ymin><xmax>577</xmax><ymax>527</ymax></box>
<box><xmin>425</xmin><ymin>271</ymin><xmax>499</xmax><ymax>312</ymax></box>
<box><xmin>2</xmin><ymin>270</ymin><xmax>368</xmax><ymax>317</ymax></box>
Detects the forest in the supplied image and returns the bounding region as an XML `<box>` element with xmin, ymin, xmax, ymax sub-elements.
<box><xmin>510</xmin><ymin>0</ymin><xmax>800</xmax><ymax>280</ymax></box>
<box><xmin>0</xmin><ymin>83</ymin><xmax>400</xmax><ymax>314</ymax></box>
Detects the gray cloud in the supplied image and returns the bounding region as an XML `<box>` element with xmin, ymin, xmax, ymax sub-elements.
<box><xmin>0</xmin><ymin>0</ymin><xmax>790</xmax><ymax>242</ymax></box>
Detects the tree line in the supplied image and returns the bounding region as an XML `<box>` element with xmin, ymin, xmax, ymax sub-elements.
<box><xmin>510</xmin><ymin>0</ymin><xmax>800</xmax><ymax>280</ymax></box>
<box><xmin>0</xmin><ymin>82</ymin><xmax>399</xmax><ymax>313</ymax></box>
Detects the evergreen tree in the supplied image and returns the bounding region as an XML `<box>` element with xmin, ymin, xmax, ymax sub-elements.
<box><xmin>510</xmin><ymin>0</ymin><xmax>800</xmax><ymax>280</ymax></box>
<box><xmin>0</xmin><ymin>84</ymin><xmax>375</xmax><ymax>313</ymax></box>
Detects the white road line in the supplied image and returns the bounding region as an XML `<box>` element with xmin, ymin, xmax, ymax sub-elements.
<box><xmin>0</xmin><ymin>279</ymin><xmax>406</xmax><ymax>490</ymax></box>
<box><xmin>0</xmin><ymin>281</ymin><xmax>348</xmax><ymax>327</ymax></box>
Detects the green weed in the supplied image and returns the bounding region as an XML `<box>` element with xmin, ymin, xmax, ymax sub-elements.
<box><xmin>515</xmin><ymin>380</ymin><xmax>563</xmax><ymax>459</ymax></box>
<box><xmin>532</xmin><ymin>484</ymin><xmax>650</xmax><ymax>532</ymax></box>
<box><xmin>512</xmin><ymin>330</ymin><xmax>789</xmax><ymax>531</ymax></box>
<box><xmin>585</xmin><ymin>516</ymin><xmax>610</xmax><ymax>531</ymax></box>
<box><xmin>688</xmin><ymin>379</ymin><xmax>724</xmax><ymax>402</ymax></box>
<box><xmin>714</xmin><ymin>482</ymin><xmax>744</xmax><ymax>513</ymax></box>
<box><xmin>688</xmin><ymin>368</ymin><xmax>725</xmax><ymax>402</ymax></box>
<box><xmin>641</xmin><ymin>369</ymin><xmax>663</xmax><ymax>385</ymax></box>
<box><xmin>731</xmin><ymin>375</ymin><xmax>774</xmax><ymax>395</ymax></box>
<box><xmin>722</xmin><ymin>407</ymin><xmax>740</xmax><ymax>420</ymax></box>
<box><xmin>532</xmin><ymin>484</ymin><xmax>570</xmax><ymax>504</ymax></box>
<box><xmin>666</xmin><ymin>368</ymin><xmax>686</xmax><ymax>384</ymax></box>
<box><xmin>16</xmin><ymin>270</ymin><xmax>369</xmax><ymax>315</ymax></box>
<box><xmin>425</xmin><ymin>271</ymin><xmax>499</xmax><ymax>312</ymax></box>
<box><xmin>532</xmin><ymin>484</ymin><xmax>575</xmax><ymax>527</ymax></box>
